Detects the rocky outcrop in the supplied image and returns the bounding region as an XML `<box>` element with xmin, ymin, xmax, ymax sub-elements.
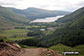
<box><xmin>40</xmin><ymin>48</ymin><xmax>61</xmax><ymax>56</ymax></box>
<box><xmin>0</xmin><ymin>42</ymin><xmax>23</xmax><ymax>56</ymax></box>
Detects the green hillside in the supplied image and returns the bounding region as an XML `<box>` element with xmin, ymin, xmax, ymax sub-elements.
<box><xmin>0</xmin><ymin>6</ymin><xmax>29</xmax><ymax>29</ymax></box>
<box><xmin>70</xmin><ymin>16</ymin><xmax>84</xmax><ymax>28</ymax></box>
<box><xmin>49</xmin><ymin>44</ymin><xmax>84</xmax><ymax>56</ymax></box>
<box><xmin>57</xmin><ymin>7</ymin><xmax>84</xmax><ymax>23</ymax></box>
<box><xmin>49</xmin><ymin>44</ymin><xmax>76</xmax><ymax>54</ymax></box>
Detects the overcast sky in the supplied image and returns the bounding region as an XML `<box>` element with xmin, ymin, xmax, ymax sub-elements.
<box><xmin>0</xmin><ymin>0</ymin><xmax>84</xmax><ymax>11</ymax></box>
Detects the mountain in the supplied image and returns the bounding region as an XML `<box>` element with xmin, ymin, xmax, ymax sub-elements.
<box><xmin>56</xmin><ymin>7</ymin><xmax>84</xmax><ymax>28</ymax></box>
<box><xmin>57</xmin><ymin>7</ymin><xmax>84</xmax><ymax>23</ymax></box>
<box><xmin>11</xmin><ymin>7</ymin><xmax>69</xmax><ymax>20</ymax></box>
<box><xmin>0</xmin><ymin>6</ymin><xmax>29</xmax><ymax>29</ymax></box>
<box><xmin>37</xmin><ymin>7</ymin><xmax>84</xmax><ymax>47</ymax></box>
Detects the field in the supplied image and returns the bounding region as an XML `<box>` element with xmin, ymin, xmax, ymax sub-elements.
<box><xmin>0</xmin><ymin>29</ymin><xmax>32</xmax><ymax>41</ymax></box>
<box><xmin>15</xmin><ymin>26</ymin><xmax>46</xmax><ymax>28</ymax></box>
<box><xmin>0</xmin><ymin>29</ymin><xmax>29</xmax><ymax>37</ymax></box>
<box><xmin>0</xmin><ymin>26</ymin><xmax>45</xmax><ymax>41</ymax></box>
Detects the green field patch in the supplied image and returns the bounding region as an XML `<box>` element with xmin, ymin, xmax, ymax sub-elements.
<box><xmin>0</xmin><ymin>29</ymin><xmax>29</xmax><ymax>37</ymax></box>
<box><xmin>7</xmin><ymin>37</ymin><xmax>33</xmax><ymax>41</ymax></box>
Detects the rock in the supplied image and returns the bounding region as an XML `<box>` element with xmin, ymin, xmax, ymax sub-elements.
<box><xmin>0</xmin><ymin>42</ymin><xmax>22</xmax><ymax>56</ymax></box>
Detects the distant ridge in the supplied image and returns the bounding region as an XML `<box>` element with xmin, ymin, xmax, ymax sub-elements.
<box><xmin>11</xmin><ymin>7</ymin><xmax>70</xmax><ymax>20</ymax></box>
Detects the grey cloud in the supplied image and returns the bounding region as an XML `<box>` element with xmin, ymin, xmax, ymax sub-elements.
<box><xmin>0</xmin><ymin>0</ymin><xmax>22</xmax><ymax>5</ymax></box>
<box><xmin>76</xmin><ymin>1</ymin><xmax>84</xmax><ymax>6</ymax></box>
<box><xmin>0</xmin><ymin>2</ymin><xmax>15</xmax><ymax>5</ymax></box>
<box><xmin>39</xmin><ymin>6</ymin><xmax>49</xmax><ymax>8</ymax></box>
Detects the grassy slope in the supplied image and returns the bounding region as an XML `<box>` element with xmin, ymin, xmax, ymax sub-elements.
<box><xmin>57</xmin><ymin>7</ymin><xmax>84</xmax><ymax>23</ymax></box>
<box><xmin>70</xmin><ymin>16</ymin><xmax>84</xmax><ymax>27</ymax></box>
<box><xmin>0</xmin><ymin>6</ymin><xmax>29</xmax><ymax>29</ymax></box>
<box><xmin>0</xmin><ymin>16</ymin><xmax>13</xmax><ymax>28</ymax></box>
<box><xmin>49</xmin><ymin>44</ymin><xmax>84</xmax><ymax>56</ymax></box>
<box><xmin>74</xmin><ymin>45</ymin><xmax>84</xmax><ymax>56</ymax></box>
<box><xmin>49</xmin><ymin>44</ymin><xmax>76</xmax><ymax>54</ymax></box>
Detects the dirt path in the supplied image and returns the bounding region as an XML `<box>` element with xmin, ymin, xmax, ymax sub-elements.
<box><xmin>22</xmin><ymin>48</ymin><xmax>42</xmax><ymax>56</ymax></box>
<box><xmin>20</xmin><ymin>48</ymin><xmax>61</xmax><ymax>56</ymax></box>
